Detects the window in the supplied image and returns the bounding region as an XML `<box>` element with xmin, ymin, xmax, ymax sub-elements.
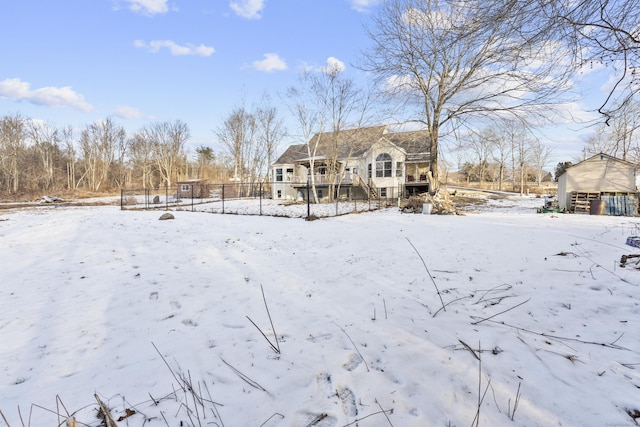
<box><xmin>367</xmin><ymin>163</ymin><xmax>372</xmax><ymax>179</ymax></box>
<box><xmin>396</xmin><ymin>161</ymin><xmax>403</xmax><ymax>177</ymax></box>
<box><xmin>318</xmin><ymin>189</ymin><xmax>323</xmax><ymax>199</ymax></box>
<box><xmin>181</xmin><ymin>184</ymin><xmax>190</xmax><ymax>191</ymax></box>
<box><xmin>276</xmin><ymin>168</ymin><xmax>283</xmax><ymax>182</ymax></box>
<box><xmin>376</xmin><ymin>153</ymin><xmax>392</xmax><ymax>177</ymax></box>
<box><xmin>286</xmin><ymin>168</ymin><xmax>294</xmax><ymax>181</ymax></box>
<box><xmin>380</xmin><ymin>187</ymin><xmax>387</xmax><ymax>197</ymax></box>
<box><xmin>277</xmin><ymin>190</ymin><xmax>282</xmax><ymax>198</ymax></box>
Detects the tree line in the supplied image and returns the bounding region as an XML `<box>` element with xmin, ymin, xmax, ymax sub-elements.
<box><xmin>0</xmin><ymin>102</ymin><xmax>286</xmax><ymax>196</ymax></box>
<box><xmin>448</xmin><ymin>120</ymin><xmax>553</xmax><ymax>193</ymax></box>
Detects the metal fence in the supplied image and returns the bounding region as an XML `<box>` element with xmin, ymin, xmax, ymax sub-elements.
<box><xmin>120</xmin><ymin>182</ymin><xmax>396</xmax><ymax>219</ymax></box>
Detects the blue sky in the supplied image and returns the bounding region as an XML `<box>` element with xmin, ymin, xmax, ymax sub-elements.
<box><xmin>0</xmin><ymin>1</ymin><xmax>379</xmax><ymax>145</ymax></box>
<box><xmin>0</xmin><ymin>0</ymin><xmax>616</xmax><ymax>167</ymax></box>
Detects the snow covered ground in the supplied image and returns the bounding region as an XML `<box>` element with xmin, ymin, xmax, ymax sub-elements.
<box><xmin>1</xmin><ymin>194</ymin><xmax>639</xmax><ymax>426</ymax></box>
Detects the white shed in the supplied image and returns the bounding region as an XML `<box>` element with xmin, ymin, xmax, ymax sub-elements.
<box><xmin>557</xmin><ymin>153</ymin><xmax>637</xmax><ymax>214</ymax></box>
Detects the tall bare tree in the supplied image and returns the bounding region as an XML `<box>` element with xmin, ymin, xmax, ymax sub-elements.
<box><xmin>287</xmin><ymin>64</ymin><xmax>375</xmax><ymax>202</ymax></box>
<box><xmin>78</xmin><ymin>117</ymin><xmax>126</xmax><ymax>191</ymax></box>
<box><xmin>361</xmin><ymin>0</ymin><xmax>573</xmax><ymax>194</ymax></box>
<box><xmin>145</xmin><ymin>120</ymin><xmax>190</xmax><ymax>187</ymax></box>
<box><xmin>465</xmin><ymin>128</ymin><xmax>496</xmax><ymax>187</ymax></box>
<box><xmin>255</xmin><ymin>95</ymin><xmax>287</xmax><ymax>181</ymax></box>
<box><xmin>216</xmin><ymin>100</ymin><xmax>285</xmax><ymax>185</ymax></box>
<box><xmin>530</xmin><ymin>140</ymin><xmax>553</xmax><ymax>186</ymax></box>
<box><xmin>609</xmin><ymin>98</ymin><xmax>640</xmax><ymax>161</ymax></box>
<box><xmin>491</xmin><ymin>128</ymin><xmax>511</xmax><ymax>191</ymax></box>
<box><xmin>60</xmin><ymin>126</ymin><xmax>78</xmax><ymax>190</ymax></box>
<box><xmin>26</xmin><ymin>121</ymin><xmax>63</xmax><ymax>191</ymax></box>
<box><xmin>502</xmin><ymin>121</ymin><xmax>535</xmax><ymax>195</ymax></box>
<box><xmin>0</xmin><ymin>114</ymin><xmax>27</xmax><ymax>193</ymax></box>
<box><xmin>216</xmin><ymin>107</ymin><xmax>258</xmax><ymax>183</ymax></box>
<box><xmin>129</xmin><ymin>131</ymin><xmax>155</xmax><ymax>188</ymax></box>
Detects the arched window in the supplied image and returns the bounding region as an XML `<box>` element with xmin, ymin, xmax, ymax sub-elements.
<box><xmin>376</xmin><ymin>153</ymin><xmax>392</xmax><ymax>177</ymax></box>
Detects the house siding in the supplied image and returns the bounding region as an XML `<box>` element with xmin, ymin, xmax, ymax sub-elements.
<box><xmin>270</xmin><ymin>125</ymin><xmax>430</xmax><ymax>201</ymax></box>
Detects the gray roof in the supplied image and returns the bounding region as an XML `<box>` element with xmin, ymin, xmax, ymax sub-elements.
<box><xmin>273</xmin><ymin>125</ymin><xmax>430</xmax><ymax>165</ymax></box>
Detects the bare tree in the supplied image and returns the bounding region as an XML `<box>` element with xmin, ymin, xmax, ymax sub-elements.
<box><xmin>465</xmin><ymin>128</ymin><xmax>496</xmax><ymax>187</ymax></box>
<box><xmin>609</xmin><ymin>98</ymin><xmax>640</xmax><ymax>161</ymax></box>
<box><xmin>129</xmin><ymin>131</ymin><xmax>155</xmax><ymax>188</ymax></box>
<box><xmin>78</xmin><ymin>117</ymin><xmax>126</xmax><ymax>191</ymax></box>
<box><xmin>60</xmin><ymin>126</ymin><xmax>78</xmax><ymax>190</ymax></box>
<box><xmin>581</xmin><ymin>125</ymin><xmax>615</xmax><ymax>161</ymax></box>
<box><xmin>255</xmin><ymin>95</ymin><xmax>287</xmax><ymax>181</ymax></box>
<box><xmin>530</xmin><ymin>140</ymin><xmax>553</xmax><ymax>186</ymax></box>
<box><xmin>311</xmin><ymin>65</ymin><xmax>375</xmax><ymax>201</ymax></box>
<box><xmin>285</xmin><ymin>84</ymin><xmax>324</xmax><ymax>203</ymax></box>
<box><xmin>26</xmin><ymin>121</ymin><xmax>64</xmax><ymax>191</ymax></box>
<box><xmin>145</xmin><ymin>120</ymin><xmax>190</xmax><ymax>187</ymax></box>
<box><xmin>496</xmin><ymin>119</ymin><xmax>532</xmax><ymax>193</ymax></box>
<box><xmin>287</xmin><ymin>64</ymin><xmax>375</xmax><ymax>203</ymax></box>
<box><xmin>361</xmin><ymin>0</ymin><xmax>571</xmax><ymax>195</ymax></box>
<box><xmin>527</xmin><ymin>0</ymin><xmax>640</xmax><ymax>118</ymax></box>
<box><xmin>216</xmin><ymin>99</ymin><xmax>286</xmax><ymax>187</ymax></box>
<box><xmin>0</xmin><ymin>114</ymin><xmax>27</xmax><ymax>193</ymax></box>
<box><xmin>215</xmin><ymin>107</ymin><xmax>258</xmax><ymax>183</ymax></box>
<box><xmin>491</xmin><ymin>128</ymin><xmax>511</xmax><ymax>191</ymax></box>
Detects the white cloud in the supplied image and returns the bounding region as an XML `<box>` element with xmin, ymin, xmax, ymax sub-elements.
<box><xmin>114</xmin><ymin>105</ymin><xmax>146</xmax><ymax>120</ymax></box>
<box><xmin>320</xmin><ymin>57</ymin><xmax>346</xmax><ymax>73</ymax></box>
<box><xmin>252</xmin><ymin>53</ymin><xmax>287</xmax><ymax>72</ymax></box>
<box><xmin>0</xmin><ymin>78</ymin><xmax>93</xmax><ymax>112</ymax></box>
<box><xmin>350</xmin><ymin>0</ymin><xmax>381</xmax><ymax>13</ymax></box>
<box><xmin>126</xmin><ymin>0</ymin><xmax>169</xmax><ymax>15</ymax></box>
<box><xmin>230</xmin><ymin>0</ymin><xmax>265</xmax><ymax>19</ymax></box>
<box><xmin>134</xmin><ymin>40</ymin><xmax>215</xmax><ymax>57</ymax></box>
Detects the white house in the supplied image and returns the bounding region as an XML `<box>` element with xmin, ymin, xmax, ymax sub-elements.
<box><xmin>270</xmin><ymin>126</ymin><xmax>431</xmax><ymax>202</ymax></box>
<box><xmin>556</xmin><ymin>153</ymin><xmax>638</xmax><ymax>215</ymax></box>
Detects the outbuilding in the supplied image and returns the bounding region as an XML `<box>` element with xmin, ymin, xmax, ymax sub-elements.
<box><xmin>556</xmin><ymin>153</ymin><xmax>638</xmax><ymax>215</ymax></box>
<box><xmin>176</xmin><ymin>179</ymin><xmax>210</xmax><ymax>199</ymax></box>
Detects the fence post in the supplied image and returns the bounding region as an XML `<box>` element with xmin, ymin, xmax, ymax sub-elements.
<box><xmin>165</xmin><ymin>185</ymin><xmax>169</xmax><ymax>210</ymax></box>
<box><xmin>222</xmin><ymin>184</ymin><xmax>225</xmax><ymax>214</ymax></box>
<box><xmin>259</xmin><ymin>182</ymin><xmax>263</xmax><ymax>216</ymax></box>
<box><xmin>120</xmin><ymin>189</ymin><xmax>124</xmax><ymax>210</ymax></box>
<box><xmin>191</xmin><ymin>185</ymin><xmax>194</xmax><ymax>212</ymax></box>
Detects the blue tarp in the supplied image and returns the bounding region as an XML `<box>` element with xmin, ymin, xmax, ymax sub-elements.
<box><xmin>601</xmin><ymin>195</ymin><xmax>637</xmax><ymax>216</ymax></box>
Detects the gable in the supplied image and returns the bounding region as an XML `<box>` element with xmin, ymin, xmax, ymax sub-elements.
<box><xmin>562</xmin><ymin>153</ymin><xmax>636</xmax><ymax>192</ymax></box>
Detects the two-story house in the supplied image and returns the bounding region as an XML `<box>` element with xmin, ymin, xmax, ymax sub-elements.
<box><xmin>270</xmin><ymin>125</ymin><xmax>431</xmax><ymax>202</ymax></box>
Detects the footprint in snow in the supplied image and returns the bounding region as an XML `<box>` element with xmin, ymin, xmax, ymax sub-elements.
<box><xmin>316</xmin><ymin>372</ymin><xmax>333</xmax><ymax>397</ymax></box>
<box><xmin>336</xmin><ymin>386</ymin><xmax>357</xmax><ymax>417</ymax></box>
<box><xmin>342</xmin><ymin>353</ymin><xmax>363</xmax><ymax>371</ymax></box>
